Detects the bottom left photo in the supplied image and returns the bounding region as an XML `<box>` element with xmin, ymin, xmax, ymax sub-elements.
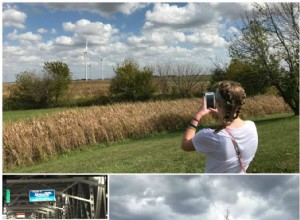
<box><xmin>2</xmin><ymin>175</ymin><xmax>107</xmax><ymax>219</ymax></box>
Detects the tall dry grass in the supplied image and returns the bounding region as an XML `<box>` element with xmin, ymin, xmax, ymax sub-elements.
<box><xmin>3</xmin><ymin>95</ymin><xmax>291</xmax><ymax>170</ymax></box>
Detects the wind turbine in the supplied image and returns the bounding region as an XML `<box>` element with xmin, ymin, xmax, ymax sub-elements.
<box><xmin>89</xmin><ymin>60</ymin><xmax>92</xmax><ymax>80</ymax></box>
<box><xmin>99</xmin><ymin>55</ymin><xmax>107</xmax><ymax>80</ymax></box>
<box><xmin>83</xmin><ymin>40</ymin><xmax>88</xmax><ymax>81</ymax></box>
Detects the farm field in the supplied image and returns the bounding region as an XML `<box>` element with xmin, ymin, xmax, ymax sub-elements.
<box><xmin>3</xmin><ymin>80</ymin><xmax>111</xmax><ymax>99</ymax></box>
<box><xmin>6</xmin><ymin>113</ymin><xmax>298</xmax><ymax>173</ymax></box>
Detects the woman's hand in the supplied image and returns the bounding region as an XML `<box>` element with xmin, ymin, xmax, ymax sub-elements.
<box><xmin>195</xmin><ymin>96</ymin><xmax>218</xmax><ymax>119</ymax></box>
<box><xmin>181</xmin><ymin>96</ymin><xmax>218</xmax><ymax>152</ymax></box>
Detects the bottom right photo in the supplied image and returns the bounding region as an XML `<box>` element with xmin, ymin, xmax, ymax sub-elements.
<box><xmin>109</xmin><ymin>174</ymin><xmax>299</xmax><ymax>220</ymax></box>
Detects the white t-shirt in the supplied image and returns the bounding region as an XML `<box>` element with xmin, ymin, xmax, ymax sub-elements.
<box><xmin>192</xmin><ymin>120</ymin><xmax>258</xmax><ymax>173</ymax></box>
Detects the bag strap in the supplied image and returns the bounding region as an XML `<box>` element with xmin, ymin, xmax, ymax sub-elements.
<box><xmin>225</xmin><ymin>128</ymin><xmax>247</xmax><ymax>173</ymax></box>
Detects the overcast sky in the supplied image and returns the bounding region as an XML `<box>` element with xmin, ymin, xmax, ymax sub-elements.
<box><xmin>2</xmin><ymin>2</ymin><xmax>255</xmax><ymax>82</ymax></box>
<box><xmin>109</xmin><ymin>175</ymin><xmax>299</xmax><ymax>220</ymax></box>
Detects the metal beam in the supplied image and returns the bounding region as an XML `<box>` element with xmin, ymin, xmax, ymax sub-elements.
<box><xmin>90</xmin><ymin>185</ymin><xmax>95</xmax><ymax>219</ymax></box>
<box><xmin>7</xmin><ymin>177</ymin><xmax>106</xmax><ymax>187</ymax></box>
<box><xmin>7</xmin><ymin>206</ymin><xmax>56</xmax><ymax>213</ymax></box>
<box><xmin>7</xmin><ymin>210</ymin><xmax>48</xmax><ymax>215</ymax></box>
<box><xmin>65</xmin><ymin>194</ymin><xmax>91</xmax><ymax>203</ymax></box>
<box><xmin>60</xmin><ymin>182</ymin><xmax>78</xmax><ymax>193</ymax></box>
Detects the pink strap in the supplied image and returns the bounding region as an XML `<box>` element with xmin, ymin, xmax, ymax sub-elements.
<box><xmin>225</xmin><ymin>128</ymin><xmax>247</xmax><ymax>173</ymax></box>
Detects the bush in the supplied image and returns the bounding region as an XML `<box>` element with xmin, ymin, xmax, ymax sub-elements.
<box><xmin>12</xmin><ymin>70</ymin><xmax>50</xmax><ymax>108</ymax></box>
<box><xmin>11</xmin><ymin>61</ymin><xmax>72</xmax><ymax>108</ymax></box>
<box><xmin>109</xmin><ymin>59</ymin><xmax>156</xmax><ymax>101</ymax></box>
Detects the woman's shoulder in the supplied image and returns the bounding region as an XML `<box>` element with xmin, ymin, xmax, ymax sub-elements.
<box><xmin>244</xmin><ymin>120</ymin><xmax>257</xmax><ymax>128</ymax></box>
<box><xmin>226</xmin><ymin>120</ymin><xmax>257</xmax><ymax>134</ymax></box>
<box><xmin>196</xmin><ymin>128</ymin><xmax>221</xmax><ymax>140</ymax></box>
<box><xmin>198</xmin><ymin>128</ymin><xmax>216</xmax><ymax>135</ymax></box>
<box><xmin>239</xmin><ymin>120</ymin><xmax>258</xmax><ymax>135</ymax></box>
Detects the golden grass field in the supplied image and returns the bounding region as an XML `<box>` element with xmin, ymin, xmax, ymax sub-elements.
<box><xmin>3</xmin><ymin>95</ymin><xmax>291</xmax><ymax>170</ymax></box>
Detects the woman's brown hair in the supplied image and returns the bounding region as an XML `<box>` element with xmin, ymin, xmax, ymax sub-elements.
<box><xmin>213</xmin><ymin>81</ymin><xmax>246</xmax><ymax>133</ymax></box>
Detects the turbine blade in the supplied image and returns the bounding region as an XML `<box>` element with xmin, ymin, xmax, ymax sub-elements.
<box><xmin>85</xmin><ymin>40</ymin><xmax>88</xmax><ymax>51</ymax></box>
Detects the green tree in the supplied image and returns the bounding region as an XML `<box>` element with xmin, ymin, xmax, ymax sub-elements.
<box><xmin>229</xmin><ymin>2</ymin><xmax>299</xmax><ymax>115</ymax></box>
<box><xmin>12</xmin><ymin>61</ymin><xmax>71</xmax><ymax>108</ymax></box>
<box><xmin>43</xmin><ymin>61</ymin><xmax>72</xmax><ymax>103</ymax></box>
<box><xmin>210</xmin><ymin>59</ymin><xmax>269</xmax><ymax>96</ymax></box>
<box><xmin>109</xmin><ymin>59</ymin><xmax>156</xmax><ymax>101</ymax></box>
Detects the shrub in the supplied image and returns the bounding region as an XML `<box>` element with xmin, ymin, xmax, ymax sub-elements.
<box><xmin>11</xmin><ymin>61</ymin><xmax>71</xmax><ymax>108</ymax></box>
<box><xmin>109</xmin><ymin>59</ymin><xmax>156</xmax><ymax>101</ymax></box>
<box><xmin>12</xmin><ymin>70</ymin><xmax>51</xmax><ymax>107</ymax></box>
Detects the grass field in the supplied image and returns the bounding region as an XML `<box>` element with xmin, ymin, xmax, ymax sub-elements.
<box><xmin>6</xmin><ymin>113</ymin><xmax>298</xmax><ymax>173</ymax></box>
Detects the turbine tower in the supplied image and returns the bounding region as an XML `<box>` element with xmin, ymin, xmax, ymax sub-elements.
<box><xmin>99</xmin><ymin>56</ymin><xmax>107</xmax><ymax>80</ymax></box>
<box><xmin>224</xmin><ymin>209</ymin><xmax>230</xmax><ymax>220</ymax></box>
<box><xmin>84</xmin><ymin>40</ymin><xmax>88</xmax><ymax>81</ymax></box>
<box><xmin>89</xmin><ymin>60</ymin><xmax>92</xmax><ymax>80</ymax></box>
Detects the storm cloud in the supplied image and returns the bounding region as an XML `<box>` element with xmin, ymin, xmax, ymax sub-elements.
<box><xmin>109</xmin><ymin>175</ymin><xmax>299</xmax><ymax>220</ymax></box>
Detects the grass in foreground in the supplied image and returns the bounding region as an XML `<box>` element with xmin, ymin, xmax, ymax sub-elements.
<box><xmin>7</xmin><ymin>114</ymin><xmax>298</xmax><ymax>173</ymax></box>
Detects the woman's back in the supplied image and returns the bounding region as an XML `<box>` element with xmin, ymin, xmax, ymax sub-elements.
<box><xmin>192</xmin><ymin>120</ymin><xmax>258</xmax><ymax>173</ymax></box>
<box><xmin>181</xmin><ymin>81</ymin><xmax>259</xmax><ymax>173</ymax></box>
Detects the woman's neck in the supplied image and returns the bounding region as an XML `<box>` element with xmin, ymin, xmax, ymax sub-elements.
<box><xmin>227</xmin><ymin>117</ymin><xmax>245</xmax><ymax>129</ymax></box>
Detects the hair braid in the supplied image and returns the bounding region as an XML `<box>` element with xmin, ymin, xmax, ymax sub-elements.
<box><xmin>214</xmin><ymin>81</ymin><xmax>246</xmax><ymax>133</ymax></box>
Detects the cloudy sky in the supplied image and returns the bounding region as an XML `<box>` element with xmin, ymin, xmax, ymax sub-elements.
<box><xmin>109</xmin><ymin>175</ymin><xmax>299</xmax><ymax>220</ymax></box>
<box><xmin>2</xmin><ymin>2</ymin><xmax>255</xmax><ymax>82</ymax></box>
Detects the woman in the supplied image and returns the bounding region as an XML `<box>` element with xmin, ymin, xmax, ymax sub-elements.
<box><xmin>181</xmin><ymin>81</ymin><xmax>258</xmax><ymax>173</ymax></box>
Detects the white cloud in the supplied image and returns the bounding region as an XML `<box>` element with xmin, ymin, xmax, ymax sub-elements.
<box><xmin>145</xmin><ymin>3</ymin><xmax>214</xmax><ymax>29</ymax></box>
<box><xmin>186</xmin><ymin>32</ymin><xmax>227</xmax><ymax>47</ymax></box>
<box><xmin>228</xmin><ymin>26</ymin><xmax>239</xmax><ymax>35</ymax></box>
<box><xmin>62</xmin><ymin>19</ymin><xmax>119</xmax><ymax>45</ymax></box>
<box><xmin>3</xmin><ymin>7</ymin><xmax>27</xmax><ymax>29</ymax></box>
<box><xmin>146</xmin><ymin>3</ymin><xmax>190</xmax><ymax>25</ymax></box>
<box><xmin>37</xmin><ymin>28</ymin><xmax>48</xmax><ymax>34</ymax></box>
<box><xmin>19</xmin><ymin>55</ymin><xmax>40</xmax><ymax>62</ymax></box>
<box><xmin>39</xmin><ymin>41</ymin><xmax>54</xmax><ymax>51</ymax></box>
<box><xmin>128</xmin><ymin>26</ymin><xmax>226</xmax><ymax>50</ymax></box>
<box><xmin>173</xmin><ymin>32</ymin><xmax>186</xmax><ymax>42</ymax></box>
<box><xmin>210</xmin><ymin>2</ymin><xmax>253</xmax><ymax>20</ymax></box>
<box><xmin>55</xmin><ymin>36</ymin><xmax>73</xmax><ymax>45</ymax></box>
<box><xmin>7</xmin><ymin>29</ymin><xmax>42</xmax><ymax>42</ymax></box>
<box><xmin>4</xmin><ymin>45</ymin><xmax>26</xmax><ymax>56</ymax></box>
<box><xmin>50</xmin><ymin>28</ymin><xmax>57</xmax><ymax>34</ymax></box>
<box><xmin>131</xmin><ymin>2</ymin><xmax>227</xmax><ymax>52</ymax></box>
<box><xmin>106</xmin><ymin>2</ymin><xmax>147</xmax><ymax>15</ymax></box>
<box><xmin>127</xmin><ymin>35</ymin><xmax>145</xmax><ymax>46</ymax></box>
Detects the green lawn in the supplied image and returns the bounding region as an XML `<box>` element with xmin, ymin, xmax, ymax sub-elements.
<box><xmin>6</xmin><ymin>114</ymin><xmax>298</xmax><ymax>173</ymax></box>
<box><xmin>3</xmin><ymin>108</ymin><xmax>70</xmax><ymax>123</ymax></box>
